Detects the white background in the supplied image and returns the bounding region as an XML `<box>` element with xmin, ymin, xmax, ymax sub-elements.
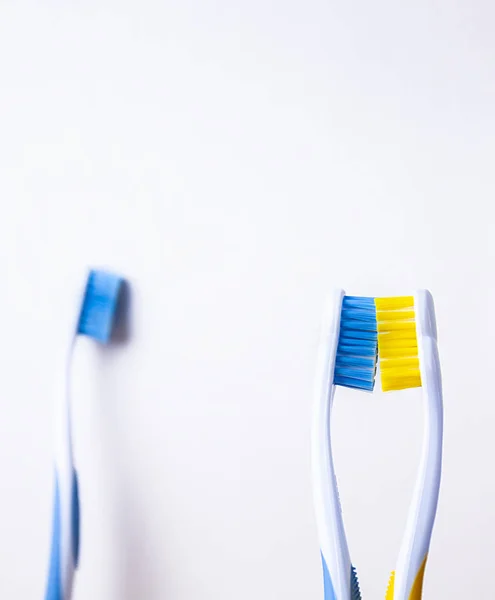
<box><xmin>0</xmin><ymin>1</ymin><xmax>493</xmax><ymax>598</ymax></box>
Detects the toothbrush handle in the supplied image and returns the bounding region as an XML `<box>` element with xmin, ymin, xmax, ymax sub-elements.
<box><xmin>44</xmin><ymin>469</ymin><xmax>80</xmax><ymax>600</ymax></box>
<box><xmin>393</xmin><ymin>334</ymin><xmax>443</xmax><ymax>600</ymax></box>
<box><xmin>312</xmin><ymin>290</ymin><xmax>353</xmax><ymax>600</ymax></box>
<box><xmin>313</xmin><ymin>385</ymin><xmax>351</xmax><ymax>600</ymax></box>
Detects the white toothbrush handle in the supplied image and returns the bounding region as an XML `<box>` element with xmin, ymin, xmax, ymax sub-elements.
<box><xmin>45</xmin><ymin>363</ymin><xmax>80</xmax><ymax>600</ymax></box>
<box><xmin>312</xmin><ymin>290</ymin><xmax>353</xmax><ymax>600</ymax></box>
<box><xmin>392</xmin><ymin>290</ymin><xmax>443</xmax><ymax>600</ymax></box>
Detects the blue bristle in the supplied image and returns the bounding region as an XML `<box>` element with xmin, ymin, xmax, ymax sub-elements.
<box><xmin>336</xmin><ymin>356</ymin><xmax>375</xmax><ymax>369</ymax></box>
<box><xmin>334</xmin><ymin>375</ymin><xmax>374</xmax><ymax>391</ymax></box>
<box><xmin>338</xmin><ymin>340</ymin><xmax>377</xmax><ymax>353</ymax></box>
<box><xmin>339</xmin><ymin>329</ymin><xmax>377</xmax><ymax>341</ymax></box>
<box><xmin>341</xmin><ymin>308</ymin><xmax>376</xmax><ymax>322</ymax></box>
<box><xmin>342</xmin><ymin>296</ymin><xmax>375</xmax><ymax>308</ymax></box>
<box><xmin>340</xmin><ymin>320</ymin><xmax>377</xmax><ymax>332</ymax></box>
<box><xmin>333</xmin><ymin>295</ymin><xmax>377</xmax><ymax>392</ymax></box>
<box><xmin>334</xmin><ymin>366</ymin><xmax>373</xmax><ymax>380</ymax></box>
<box><xmin>77</xmin><ymin>270</ymin><xmax>123</xmax><ymax>343</ymax></box>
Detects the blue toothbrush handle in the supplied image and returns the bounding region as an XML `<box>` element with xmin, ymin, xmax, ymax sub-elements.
<box><xmin>44</xmin><ymin>469</ymin><xmax>80</xmax><ymax>600</ymax></box>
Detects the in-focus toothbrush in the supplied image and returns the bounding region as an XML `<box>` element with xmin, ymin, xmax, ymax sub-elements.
<box><xmin>45</xmin><ymin>269</ymin><xmax>124</xmax><ymax>600</ymax></box>
<box><xmin>376</xmin><ymin>291</ymin><xmax>443</xmax><ymax>600</ymax></box>
<box><xmin>312</xmin><ymin>290</ymin><xmax>377</xmax><ymax>600</ymax></box>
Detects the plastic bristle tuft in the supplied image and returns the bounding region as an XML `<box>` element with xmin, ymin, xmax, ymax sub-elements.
<box><xmin>333</xmin><ymin>375</ymin><xmax>374</xmax><ymax>392</ymax></box>
<box><xmin>343</xmin><ymin>296</ymin><xmax>375</xmax><ymax>308</ymax></box>
<box><xmin>351</xmin><ymin>566</ymin><xmax>362</xmax><ymax>600</ymax></box>
<box><xmin>375</xmin><ymin>296</ymin><xmax>414</xmax><ymax>311</ymax></box>
<box><xmin>375</xmin><ymin>296</ymin><xmax>422</xmax><ymax>392</ymax></box>
<box><xmin>385</xmin><ymin>571</ymin><xmax>395</xmax><ymax>600</ymax></box>
<box><xmin>77</xmin><ymin>270</ymin><xmax>123</xmax><ymax>343</ymax></box>
<box><xmin>334</xmin><ymin>296</ymin><xmax>377</xmax><ymax>391</ymax></box>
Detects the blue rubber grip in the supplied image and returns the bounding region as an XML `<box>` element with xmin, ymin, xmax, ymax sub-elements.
<box><xmin>71</xmin><ymin>471</ymin><xmax>80</xmax><ymax>567</ymax></box>
<box><xmin>321</xmin><ymin>554</ymin><xmax>337</xmax><ymax>600</ymax></box>
<box><xmin>44</xmin><ymin>470</ymin><xmax>80</xmax><ymax>600</ymax></box>
<box><xmin>44</xmin><ymin>476</ymin><xmax>62</xmax><ymax>600</ymax></box>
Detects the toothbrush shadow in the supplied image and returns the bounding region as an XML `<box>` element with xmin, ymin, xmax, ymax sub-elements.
<box><xmin>110</xmin><ymin>460</ymin><xmax>157</xmax><ymax>599</ymax></box>
<box><xmin>96</xmin><ymin>281</ymin><xmax>160</xmax><ymax>598</ymax></box>
<box><xmin>111</xmin><ymin>279</ymin><xmax>132</xmax><ymax>345</ymax></box>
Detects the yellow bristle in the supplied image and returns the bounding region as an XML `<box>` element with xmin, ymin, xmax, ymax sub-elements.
<box><xmin>375</xmin><ymin>296</ymin><xmax>414</xmax><ymax>311</ymax></box>
<box><xmin>377</xmin><ymin>320</ymin><xmax>416</xmax><ymax>333</ymax></box>
<box><xmin>377</xmin><ymin>309</ymin><xmax>415</xmax><ymax>321</ymax></box>
<box><xmin>385</xmin><ymin>571</ymin><xmax>395</xmax><ymax>600</ymax></box>
<box><xmin>378</xmin><ymin>330</ymin><xmax>417</xmax><ymax>343</ymax></box>
<box><xmin>382</xmin><ymin>374</ymin><xmax>422</xmax><ymax>392</ymax></box>
<box><xmin>375</xmin><ymin>296</ymin><xmax>422</xmax><ymax>392</ymax></box>
<box><xmin>377</xmin><ymin>345</ymin><xmax>418</xmax><ymax>358</ymax></box>
<box><xmin>380</xmin><ymin>357</ymin><xmax>420</xmax><ymax>370</ymax></box>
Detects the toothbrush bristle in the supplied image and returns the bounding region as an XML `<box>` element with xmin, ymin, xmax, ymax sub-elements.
<box><xmin>385</xmin><ymin>571</ymin><xmax>395</xmax><ymax>600</ymax></box>
<box><xmin>334</xmin><ymin>296</ymin><xmax>377</xmax><ymax>392</ymax></box>
<box><xmin>77</xmin><ymin>270</ymin><xmax>123</xmax><ymax>343</ymax></box>
<box><xmin>375</xmin><ymin>296</ymin><xmax>422</xmax><ymax>391</ymax></box>
<box><xmin>351</xmin><ymin>566</ymin><xmax>362</xmax><ymax>600</ymax></box>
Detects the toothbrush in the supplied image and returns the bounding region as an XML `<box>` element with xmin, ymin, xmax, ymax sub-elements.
<box><xmin>311</xmin><ymin>290</ymin><xmax>377</xmax><ymax>600</ymax></box>
<box><xmin>44</xmin><ymin>269</ymin><xmax>124</xmax><ymax>600</ymax></box>
<box><xmin>311</xmin><ymin>290</ymin><xmax>443</xmax><ymax>600</ymax></box>
<box><xmin>377</xmin><ymin>291</ymin><xmax>443</xmax><ymax>600</ymax></box>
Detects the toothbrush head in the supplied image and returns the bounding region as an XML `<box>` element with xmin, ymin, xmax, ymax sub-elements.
<box><xmin>375</xmin><ymin>296</ymin><xmax>421</xmax><ymax>392</ymax></box>
<box><xmin>77</xmin><ymin>269</ymin><xmax>124</xmax><ymax>343</ymax></box>
<box><xmin>334</xmin><ymin>296</ymin><xmax>378</xmax><ymax>392</ymax></box>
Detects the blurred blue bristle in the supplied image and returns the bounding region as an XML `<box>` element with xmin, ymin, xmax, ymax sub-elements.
<box><xmin>77</xmin><ymin>270</ymin><xmax>123</xmax><ymax>343</ymax></box>
<box><xmin>333</xmin><ymin>295</ymin><xmax>377</xmax><ymax>392</ymax></box>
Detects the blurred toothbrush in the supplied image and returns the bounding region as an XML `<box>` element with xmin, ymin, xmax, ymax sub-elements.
<box><xmin>44</xmin><ymin>269</ymin><xmax>124</xmax><ymax>600</ymax></box>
